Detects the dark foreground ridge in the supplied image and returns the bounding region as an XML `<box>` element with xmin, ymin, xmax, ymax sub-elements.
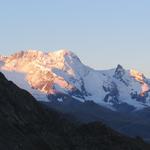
<box><xmin>0</xmin><ymin>72</ymin><xmax>149</xmax><ymax>150</ymax></box>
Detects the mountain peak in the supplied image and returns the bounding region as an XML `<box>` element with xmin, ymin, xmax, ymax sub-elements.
<box><xmin>53</xmin><ymin>49</ymin><xmax>80</xmax><ymax>58</ymax></box>
<box><xmin>116</xmin><ymin>64</ymin><xmax>124</xmax><ymax>69</ymax></box>
<box><xmin>53</xmin><ymin>49</ymin><xmax>71</xmax><ymax>55</ymax></box>
<box><xmin>49</xmin><ymin>49</ymin><xmax>81</xmax><ymax>65</ymax></box>
<box><xmin>2</xmin><ymin>49</ymin><xmax>81</xmax><ymax>64</ymax></box>
<box><xmin>1</xmin><ymin>49</ymin><xmax>83</xmax><ymax>95</ymax></box>
<box><xmin>114</xmin><ymin>64</ymin><xmax>125</xmax><ymax>79</ymax></box>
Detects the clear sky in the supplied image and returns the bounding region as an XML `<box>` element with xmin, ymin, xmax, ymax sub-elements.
<box><xmin>0</xmin><ymin>0</ymin><xmax>150</xmax><ymax>76</ymax></box>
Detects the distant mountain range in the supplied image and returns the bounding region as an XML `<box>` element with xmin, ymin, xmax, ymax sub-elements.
<box><xmin>0</xmin><ymin>49</ymin><xmax>150</xmax><ymax>110</ymax></box>
<box><xmin>1</xmin><ymin>49</ymin><xmax>150</xmax><ymax>140</ymax></box>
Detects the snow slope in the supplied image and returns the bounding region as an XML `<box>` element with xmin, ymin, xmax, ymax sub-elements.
<box><xmin>1</xmin><ymin>70</ymin><xmax>49</xmax><ymax>102</ymax></box>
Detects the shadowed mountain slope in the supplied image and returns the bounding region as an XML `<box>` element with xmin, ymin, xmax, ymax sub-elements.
<box><xmin>0</xmin><ymin>72</ymin><xmax>150</xmax><ymax>150</ymax></box>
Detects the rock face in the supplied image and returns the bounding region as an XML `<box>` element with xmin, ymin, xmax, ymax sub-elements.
<box><xmin>0</xmin><ymin>49</ymin><xmax>150</xmax><ymax>110</ymax></box>
<box><xmin>0</xmin><ymin>72</ymin><xmax>150</xmax><ymax>150</ymax></box>
<box><xmin>114</xmin><ymin>64</ymin><xmax>126</xmax><ymax>79</ymax></box>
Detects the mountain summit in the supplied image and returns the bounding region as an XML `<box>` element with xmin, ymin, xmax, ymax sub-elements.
<box><xmin>0</xmin><ymin>49</ymin><xmax>150</xmax><ymax>110</ymax></box>
<box><xmin>114</xmin><ymin>64</ymin><xmax>125</xmax><ymax>79</ymax></box>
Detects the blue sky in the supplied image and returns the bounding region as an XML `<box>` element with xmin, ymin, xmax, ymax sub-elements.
<box><xmin>0</xmin><ymin>0</ymin><xmax>150</xmax><ymax>76</ymax></box>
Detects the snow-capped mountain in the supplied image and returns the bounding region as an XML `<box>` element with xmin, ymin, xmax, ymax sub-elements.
<box><xmin>0</xmin><ymin>49</ymin><xmax>150</xmax><ymax>110</ymax></box>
